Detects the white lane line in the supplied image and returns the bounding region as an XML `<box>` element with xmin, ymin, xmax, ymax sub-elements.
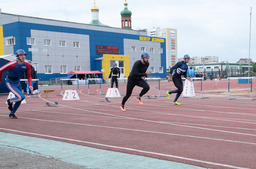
<box><xmin>124</xmin><ymin>98</ymin><xmax>256</xmax><ymax>118</ymax></box>
<box><xmin>0</xmin><ymin>128</ymin><xmax>249</xmax><ymax>169</ymax></box>
<box><xmin>38</xmin><ymin>93</ymin><xmax>125</xmax><ymax>119</ymax></box>
<box><xmin>36</xmin><ymin>93</ymin><xmax>256</xmax><ymax>136</ymax></box>
<box><xmin>26</xmin><ymin>109</ymin><xmax>126</xmax><ymax>120</ymax></box>
<box><xmin>171</xmin><ymin>122</ymin><xmax>256</xmax><ymax>131</ymax></box>
<box><xmin>75</xmin><ymin>98</ymin><xmax>256</xmax><ymax>125</ymax></box>
<box><xmin>0</xmin><ymin>114</ymin><xmax>255</xmax><ymax>144</ymax></box>
<box><xmin>18</xmin><ymin>108</ymin><xmax>256</xmax><ymax>132</ymax></box>
<box><xmin>79</xmin><ymin>89</ymin><xmax>256</xmax><ymax>118</ymax></box>
<box><xmin>41</xmin><ymin>102</ymin><xmax>256</xmax><ymax>136</ymax></box>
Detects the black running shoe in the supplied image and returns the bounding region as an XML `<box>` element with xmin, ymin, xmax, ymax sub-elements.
<box><xmin>7</xmin><ymin>99</ymin><xmax>13</xmax><ymax>111</ymax></box>
<box><xmin>9</xmin><ymin>114</ymin><xmax>18</xmax><ymax>119</ymax></box>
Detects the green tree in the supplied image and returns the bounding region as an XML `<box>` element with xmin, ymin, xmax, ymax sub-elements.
<box><xmin>253</xmin><ymin>62</ymin><xmax>256</xmax><ymax>72</ymax></box>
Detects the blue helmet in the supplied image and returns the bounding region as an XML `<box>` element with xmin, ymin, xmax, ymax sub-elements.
<box><xmin>16</xmin><ymin>49</ymin><xmax>26</xmax><ymax>56</ymax></box>
<box><xmin>141</xmin><ymin>52</ymin><xmax>149</xmax><ymax>58</ymax></box>
<box><xmin>184</xmin><ymin>54</ymin><xmax>190</xmax><ymax>59</ymax></box>
<box><xmin>114</xmin><ymin>63</ymin><xmax>117</xmax><ymax>66</ymax></box>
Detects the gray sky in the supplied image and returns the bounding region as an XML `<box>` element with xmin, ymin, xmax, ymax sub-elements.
<box><xmin>1</xmin><ymin>0</ymin><xmax>255</xmax><ymax>62</ymax></box>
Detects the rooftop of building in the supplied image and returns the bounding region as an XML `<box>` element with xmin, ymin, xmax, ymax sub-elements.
<box><xmin>0</xmin><ymin>10</ymin><xmax>146</xmax><ymax>36</ymax></box>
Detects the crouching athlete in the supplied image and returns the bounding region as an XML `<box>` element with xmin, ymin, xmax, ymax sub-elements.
<box><xmin>0</xmin><ymin>49</ymin><xmax>33</xmax><ymax>119</ymax></box>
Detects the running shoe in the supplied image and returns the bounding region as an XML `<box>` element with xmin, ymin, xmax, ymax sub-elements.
<box><xmin>7</xmin><ymin>99</ymin><xmax>13</xmax><ymax>111</ymax></box>
<box><xmin>166</xmin><ymin>91</ymin><xmax>171</xmax><ymax>100</ymax></box>
<box><xmin>136</xmin><ymin>97</ymin><xmax>143</xmax><ymax>105</ymax></box>
<box><xmin>120</xmin><ymin>105</ymin><xmax>126</xmax><ymax>112</ymax></box>
<box><xmin>9</xmin><ymin>114</ymin><xmax>18</xmax><ymax>119</ymax></box>
<box><xmin>173</xmin><ymin>101</ymin><xmax>181</xmax><ymax>105</ymax></box>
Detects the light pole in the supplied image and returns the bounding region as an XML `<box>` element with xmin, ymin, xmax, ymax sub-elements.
<box><xmin>248</xmin><ymin>7</ymin><xmax>252</xmax><ymax>77</ymax></box>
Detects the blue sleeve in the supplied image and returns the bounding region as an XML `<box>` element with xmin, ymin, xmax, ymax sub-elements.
<box><xmin>187</xmin><ymin>69</ymin><xmax>190</xmax><ymax>77</ymax></box>
<box><xmin>170</xmin><ymin>61</ymin><xmax>182</xmax><ymax>74</ymax></box>
<box><xmin>192</xmin><ymin>69</ymin><xmax>195</xmax><ymax>77</ymax></box>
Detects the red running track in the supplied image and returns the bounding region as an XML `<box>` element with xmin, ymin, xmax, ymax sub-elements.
<box><xmin>0</xmin><ymin>82</ymin><xmax>256</xmax><ymax>169</ymax></box>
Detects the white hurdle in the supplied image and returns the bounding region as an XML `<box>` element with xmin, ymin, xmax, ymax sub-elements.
<box><xmin>227</xmin><ymin>77</ymin><xmax>255</xmax><ymax>100</ymax></box>
<box><xmin>60</xmin><ymin>78</ymin><xmax>79</xmax><ymax>90</ymax></box>
<box><xmin>87</xmin><ymin>78</ymin><xmax>102</xmax><ymax>95</ymax></box>
<box><xmin>117</xmin><ymin>77</ymin><xmax>161</xmax><ymax>98</ymax></box>
<box><xmin>145</xmin><ymin>78</ymin><xmax>161</xmax><ymax>98</ymax></box>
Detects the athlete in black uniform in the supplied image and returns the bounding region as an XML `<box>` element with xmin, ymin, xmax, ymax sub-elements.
<box><xmin>108</xmin><ymin>63</ymin><xmax>120</xmax><ymax>88</ymax></box>
<box><xmin>120</xmin><ymin>53</ymin><xmax>152</xmax><ymax>111</ymax></box>
<box><xmin>167</xmin><ymin>54</ymin><xmax>191</xmax><ymax>105</ymax></box>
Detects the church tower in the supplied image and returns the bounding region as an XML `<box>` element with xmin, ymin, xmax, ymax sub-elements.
<box><xmin>90</xmin><ymin>0</ymin><xmax>107</xmax><ymax>26</ymax></box>
<box><xmin>121</xmin><ymin>0</ymin><xmax>132</xmax><ymax>29</ymax></box>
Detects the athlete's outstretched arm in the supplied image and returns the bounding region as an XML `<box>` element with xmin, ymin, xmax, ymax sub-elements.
<box><xmin>0</xmin><ymin>61</ymin><xmax>16</xmax><ymax>83</ymax></box>
<box><xmin>25</xmin><ymin>62</ymin><xmax>32</xmax><ymax>87</ymax></box>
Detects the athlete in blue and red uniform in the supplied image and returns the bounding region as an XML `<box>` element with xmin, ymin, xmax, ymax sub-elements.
<box><xmin>0</xmin><ymin>49</ymin><xmax>33</xmax><ymax>119</ymax></box>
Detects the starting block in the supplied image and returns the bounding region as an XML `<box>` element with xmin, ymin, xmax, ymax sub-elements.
<box><xmin>62</xmin><ymin>90</ymin><xmax>80</xmax><ymax>100</ymax></box>
<box><xmin>146</xmin><ymin>95</ymin><xmax>158</xmax><ymax>99</ymax></box>
<box><xmin>46</xmin><ymin>102</ymin><xmax>59</xmax><ymax>107</ymax></box>
<box><xmin>44</xmin><ymin>90</ymin><xmax>55</xmax><ymax>98</ymax></box>
<box><xmin>6</xmin><ymin>92</ymin><xmax>26</xmax><ymax>104</ymax></box>
<box><xmin>102</xmin><ymin>88</ymin><xmax>121</xmax><ymax>102</ymax></box>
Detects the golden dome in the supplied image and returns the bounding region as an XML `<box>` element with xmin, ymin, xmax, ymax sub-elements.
<box><xmin>91</xmin><ymin>1</ymin><xmax>99</xmax><ymax>12</ymax></box>
<box><xmin>124</xmin><ymin>0</ymin><xmax>128</xmax><ymax>6</ymax></box>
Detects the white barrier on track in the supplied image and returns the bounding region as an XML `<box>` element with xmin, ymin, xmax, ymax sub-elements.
<box><xmin>20</xmin><ymin>79</ymin><xmax>39</xmax><ymax>82</ymax></box>
<box><xmin>183</xmin><ymin>79</ymin><xmax>195</xmax><ymax>98</ymax></box>
<box><xmin>182</xmin><ymin>77</ymin><xmax>208</xmax><ymax>99</ymax></box>
<box><xmin>62</xmin><ymin>90</ymin><xmax>80</xmax><ymax>100</ymax></box>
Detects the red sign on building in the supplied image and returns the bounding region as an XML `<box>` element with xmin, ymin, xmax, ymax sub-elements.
<box><xmin>96</xmin><ymin>45</ymin><xmax>119</xmax><ymax>55</ymax></box>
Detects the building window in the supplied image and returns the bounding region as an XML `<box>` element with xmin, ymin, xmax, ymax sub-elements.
<box><xmin>150</xmin><ymin>48</ymin><xmax>154</xmax><ymax>53</ymax></box>
<box><xmin>27</xmin><ymin>38</ymin><xmax>36</xmax><ymax>45</ymax></box>
<box><xmin>119</xmin><ymin>61</ymin><xmax>124</xmax><ymax>67</ymax></box>
<box><xmin>44</xmin><ymin>39</ymin><xmax>51</xmax><ymax>46</ymax></box>
<box><xmin>131</xmin><ymin>46</ymin><xmax>136</xmax><ymax>52</ymax></box>
<box><xmin>60</xmin><ymin>65</ymin><xmax>67</xmax><ymax>74</ymax></box>
<box><xmin>159</xmin><ymin>67</ymin><xmax>163</xmax><ymax>73</ymax></box>
<box><xmin>150</xmin><ymin>67</ymin><xmax>155</xmax><ymax>73</ymax></box>
<box><xmin>45</xmin><ymin>65</ymin><xmax>53</xmax><ymax>74</ymax></box>
<box><xmin>6</xmin><ymin>37</ymin><xmax>15</xmax><ymax>46</ymax></box>
<box><xmin>110</xmin><ymin>60</ymin><xmax>116</xmax><ymax>67</ymax></box>
<box><xmin>73</xmin><ymin>42</ymin><xmax>80</xmax><ymax>48</ymax></box>
<box><xmin>74</xmin><ymin>66</ymin><xmax>81</xmax><ymax>71</ymax></box>
<box><xmin>141</xmin><ymin>47</ymin><xmax>145</xmax><ymax>52</ymax></box>
<box><xmin>59</xmin><ymin>40</ymin><xmax>66</xmax><ymax>47</ymax></box>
